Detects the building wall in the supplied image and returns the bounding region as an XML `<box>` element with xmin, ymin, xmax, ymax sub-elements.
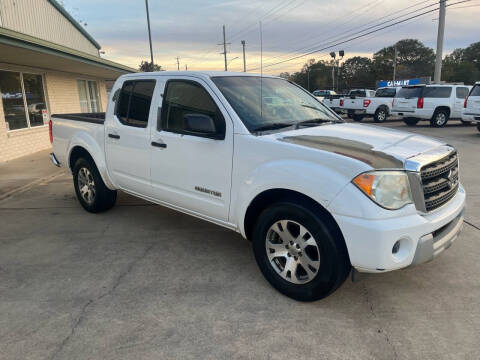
<box><xmin>0</xmin><ymin>0</ymin><xmax>99</xmax><ymax>56</ymax></box>
<box><xmin>0</xmin><ymin>66</ymin><xmax>108</xmax><ymax>163</ymax></box>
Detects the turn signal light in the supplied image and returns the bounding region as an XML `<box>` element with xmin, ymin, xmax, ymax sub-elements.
<box><xmin>464</xmin><ymin>96</ymin><xmax>468</xmax><ymax>108</ymax></box>
<box><xmin>340</xmin><ymin>99</ymin><xmax>344</xmax><ymax>107</ymax></box>
<box><xmin>352</xmin><ymin>173</ymin><xmax>376</xmax><ymax>196</ymax></box>
<box><xmin>49</xmin><ymin>119</ymin><xmax>53</xmax><ymax>144</ymax></box>
<box><xmin>363</xmin><ymin>99</ymin><xmax>371</xmax><ymax>107</ymax></box>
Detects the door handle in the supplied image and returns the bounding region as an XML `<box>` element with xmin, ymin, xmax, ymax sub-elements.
<box><xmin>151</xmin><ymin>141</ymin><xmax>167</xmax><ymax>148</ymax></box>
<box><xmin>108</xmin><ymin>133</ymin><xmax>120</xmax><ymax>139</ymax></box>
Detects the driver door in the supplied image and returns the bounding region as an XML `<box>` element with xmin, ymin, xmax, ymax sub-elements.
<box><xmin>150</xmin><ymin>78</ymin><xmax>233</xmax><ymax>221</ymax></box>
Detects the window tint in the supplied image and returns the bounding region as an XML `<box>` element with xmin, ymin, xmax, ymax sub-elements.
<box><xmin>396</xmin><ymin>87</ymin><xmax>423</xmax><ymax>98</ymax></box>
<box><xmin>349</xmin><ymin>90</ymin><xmax>366</xmax><ymax>97</ymax></box>
<box><xmin>423</xmin><ymin>86</ymin><xmax>452</xmax><ymax>98</ymax></box>
<box><xmin>375</xmin><ymin>88</ymin><xmax>396</xmax><ymax>98</ymax></box>
<box><xmin>115</xmin><ymin>80</ymin><xmax>155</xmax><ymax>128</ymax></box>
<box><xmin>469</xmin><ymin>85</ymin><xmax>480</xmax><ymax>97</ymax></box>
<box><xmin>161</xmin><ymin>80</ymin><xmax>225</xmax><ymax>137</ymax></box>
<box><xmin>455</xmin><ymin>87</ymin><xmax>469</xmax><ymax>99</ymax></box>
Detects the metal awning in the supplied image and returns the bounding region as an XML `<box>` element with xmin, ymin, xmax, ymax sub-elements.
<box><xmin>0</xmin><ymin>27</ymin><xmax>135</xmax><ymax>80</ymax></box>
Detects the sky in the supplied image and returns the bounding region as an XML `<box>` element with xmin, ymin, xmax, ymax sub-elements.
<box><xmin>62</xmin><ymin>0</ymin><xmax>480</xmax><ymax>75</ymax></box>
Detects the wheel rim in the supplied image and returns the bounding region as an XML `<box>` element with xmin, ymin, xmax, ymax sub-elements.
<box><xmin>377</xmin><ymin>111</ymin><xmax>386</xmax><ymax>121</ymax></box>
<box><xmin>265</xmin><ymin>220</ymin><xmax>320</xmax><ymax>284</ymax></box>
<box><xmin>77</xmin><ymin>167</ymin><xmax>96</xmax><ymax>205</ymax></box>
<box><xmin>436</xmin><ymin>113</ymin><xmax>447</xmax><ymax>126</ymax></box>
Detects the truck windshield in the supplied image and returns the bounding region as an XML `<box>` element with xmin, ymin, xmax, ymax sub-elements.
<box><xmin>211</xmin><ymin>76</ymin><xmax>339</xmax><ymax>132</ymax></box>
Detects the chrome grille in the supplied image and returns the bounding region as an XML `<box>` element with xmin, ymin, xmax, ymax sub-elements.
<box><xmin>420</xmin><ymin>152</ymin><xmax>459</xmax><ymax>212</ymax></box>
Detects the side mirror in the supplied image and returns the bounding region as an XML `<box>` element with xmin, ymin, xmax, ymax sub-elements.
<box><xmin>183</xmin><ymin>113</ymin><xmax>219</xmax><ymax>138</ymax></box>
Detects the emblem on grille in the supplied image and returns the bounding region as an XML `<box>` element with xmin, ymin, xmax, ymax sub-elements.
<box><xmin>446</xmin><ymin>169</ymin><xmax>454</xmax><ymax>188</ymax></box>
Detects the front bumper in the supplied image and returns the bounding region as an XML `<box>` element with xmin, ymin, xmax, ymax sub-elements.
<box><xmin>330</xmin><ymin>183</ymin><xmax>466</xmax><ymax>273</ymax></box>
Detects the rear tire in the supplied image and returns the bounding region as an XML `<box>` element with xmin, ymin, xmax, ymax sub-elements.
<box><xmin>430</xmin><ymin>110</ymin><xmax>449</xmax><ymax>127</ymax></box>
<box><xmin>460</xmin><ymin>119</ymin><xmax>472</xmax><ymax>125</ymax></box>
<box><xmin>73</xmin><ymin>157</ymin><xmax>117</xmax><ymax>213</ymax></box>
<box><xmin>252</xmin><ymin>202</ymin><xmax>350</xmax><ymax>301</ymax></box>
<box><xmin>352</xmin><ymin>114</ymin><xmax>364</xmax><ymax>122</ymax></box>
<box><xmin>403</xmin><ymin>118</ymin><xmax>419</xmax><ymax>126</ymax></box>
<box><xmin>374</xmin><ymin>107</ymin><xmax>388</xmax><ymax>123</ymax></box>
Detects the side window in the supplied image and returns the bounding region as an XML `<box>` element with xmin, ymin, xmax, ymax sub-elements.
<box><xmin>470</xmin><ymin>85</ymin><xmax>480</xmax><ymax>97</ymax></box>
<box><xmin>114</xmin><ymin>80</ymin><xmax>155</xmax><ymax>128</ymax></box>
<box><xmin>161</xmin><ymin>80</ymin><xmax>225</xmax><ymax>138</ymax></box>
<box><xmin>456</xmin><ymin>87</ymin><xmax>469</xmax><ymax>99</ymax></box>
<box><xmin>423</xmin><ymin>86</ymin><xmax>452</xmax><ymax>98</ymax></box>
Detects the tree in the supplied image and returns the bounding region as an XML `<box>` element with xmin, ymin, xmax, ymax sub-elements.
<box><xmin>442</xmin><ymin>42</ymin><xmax>480</xmax><ymax>84</ymax></box>
<box><xmin>373</xmin><ymin>39</ymin><xmax>435</xmax><ymax>80</ymax></box>
<box><xmin>338</xmin><ymin>56</ymin><xmax>374</xmax><ymax>90</ymax></box>
<box><xmin>138</xmin><ymin>61</ymin><xmax>163</xmax><ymax>72</ymax></box>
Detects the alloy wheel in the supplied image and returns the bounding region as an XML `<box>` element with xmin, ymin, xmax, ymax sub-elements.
<box><xmin>265</xmin><ymin>220</ymin><xmax>320</xmax><ymax>284</ymax></box>
<box><xmin>77</xmin><ymin>167</ymin><xmax>96</xmax><ymax>205</ymax></box>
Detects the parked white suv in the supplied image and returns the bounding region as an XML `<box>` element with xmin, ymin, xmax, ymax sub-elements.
<box><xmin>49</xmin><ymin>72</ymin><xmax>465</xmax><ymax>301</ymax></box>
<box><xmin>462</xmin><ymin>82</ymin><xmax>480</xmax><ymax>132</ymax></box>
<box><xmin>340</xmin><ymin>87</ymin><xmax>398</xmax><ymax>122</ymax></box>
<box><xmin>392</xmin><ymin>84</ymin><xmax>471</xmax><ymax>127</ymax></box>
<box><xmin>313</xmin><ymin>89</ymin><xmax>336</xmax><ymax>101</ymax></box>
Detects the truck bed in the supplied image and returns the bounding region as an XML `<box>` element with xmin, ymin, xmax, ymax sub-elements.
<box><xmin>51</xmin><ymin>112</ymin><xmax>105</xmax><ymax>124</ymax></box>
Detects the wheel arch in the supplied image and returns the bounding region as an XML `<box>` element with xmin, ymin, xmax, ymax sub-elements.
<box><xmin>243</xmin><ymin>188</ymin><xmax>349</xmax><ymax>262</ymax></box>
<box><xmin>68</xmin><ymin>145</ymin><xmax>115</xmax><ymax>189</ymax></box>
<box><xmin>376</xmin><ymin>104</ymin><xmax>389</xmax><ymax>114</ymax></box>
<box><xmin>434</xmin><ymin>106</ymin><xmax>451</xmax><ymax>117</ymax></box>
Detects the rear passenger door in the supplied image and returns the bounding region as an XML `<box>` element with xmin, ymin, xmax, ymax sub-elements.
<box><xmin>105</xmin><ymin>79</ymin><xmax>156</xmax><ymax>196</ymax></box>
<box><xmin>454</xmin><ymin>87</ymin><xmax>469</xmax><ymax>118</ymax></box>
<box><xmin>149</xmin><ymin>77</ymin><xmax>233</xmax><ymax>221</ymax></box>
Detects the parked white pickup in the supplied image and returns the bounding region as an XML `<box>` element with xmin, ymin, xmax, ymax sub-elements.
<box><xmin>339</xmin><ymin>87</ymin><xmax>398</xmax><ymax>122</ymax></box>
<box><xmin>50</xmin><ymin>71</ymin><xmax>465</xmax><ymax>301</ymax></box>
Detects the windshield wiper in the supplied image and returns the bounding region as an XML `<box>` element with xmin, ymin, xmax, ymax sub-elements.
<box><xmin>301</xmin><ymin>104</ymin><xmax>325</xmax><ymax>112</ymax></box>
<box><xmin>295</xmin><ymin>118</ymin><xmax>332</xmax><ymax>129</ymax></box>
<box><xmin>252</xmin><ymin>122</ymin><xmax>295</xmax><ymax>132</ymax></box>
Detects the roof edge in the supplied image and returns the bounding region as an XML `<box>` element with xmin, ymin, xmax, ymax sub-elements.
<box><xmin>47</xmin><ymin>0</ymin><xmax>101</xmax><ymax>50</ymax></box>
<box><xmin>0</xmin><ymin>27</ymin><xmax>136</xmax><ymax>74</ymax></box>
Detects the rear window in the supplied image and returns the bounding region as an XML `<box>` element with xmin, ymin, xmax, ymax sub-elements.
<box><xmin>396</xmin><ymin>87</ymin><xmax>423</xmax><ymax>99</ymax></box>
<box><xmin>470</xmin><ymin>85</ymin><xmax>480</xmax><ymax>97</ymax></box>
<box><xmin>423</xmin><ymin>86</ymin><xmax>452</xmax><ymax>98</ymax></box>
<box><xmin>349</xmin><ymin>90</ymin><xmax>366</xmax><ymax>97</ymax></box>
<box><xmin>375</xmin><ymin>88</ymin><xmax>396</xmax><ymax>98</ymax></box>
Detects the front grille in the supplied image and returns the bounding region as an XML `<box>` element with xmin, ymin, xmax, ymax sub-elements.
<box><xmin>420</xmin><ymin>152</ymin><xmax>459</xmax><ymax>212</ymax></box>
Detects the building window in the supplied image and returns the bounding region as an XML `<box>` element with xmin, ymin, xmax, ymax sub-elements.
<box><xmin>0</xmin><ymin>70</ymin><xmax>48</xmax><ymax>131</ymax></box>
<box><xmin>77</xmin><ymin>80</ymin><xmax>101</xmax><ymax>113</ymax></box>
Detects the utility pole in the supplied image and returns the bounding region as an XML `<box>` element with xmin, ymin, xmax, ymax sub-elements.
<box><xmin>434</xmin><ymin>0</ymin><xmax>446</xmax><ymax>83</ymax></box>
<box><xmin>185</xmin><ymin>64</ymin><xmax>188</xmax><ymax>71</ymax></box>
<box><xmin>176</xmin><ymin>56</ymin><xmax>180</xmax><ymax>71</ymax></box>
<box><xmin>145</xmin><ymin>0</ymin><xmax>154</xmax><ymax>67</ymax></box>
<box><xmin>218</xmin><ymin>25</ymin><xmax>230</xmax><ymax>71</ymax></box>
<box><xmin>307</xmin><ymin>68</ymin><xmax>311</xmax><ymax>92</ymax></box>
<box><xmin>241</xmin><ymin>40</ymin><xmax>246</xmax><ymax>72</ymax></box>
<box><xmin>393</xmin><ymin>45</ymin><xmax>398</xmax><ymax>82</ymax></box>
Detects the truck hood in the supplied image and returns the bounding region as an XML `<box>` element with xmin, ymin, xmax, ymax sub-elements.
<box><xmin>276</xmin><ymin>123</ymin><xmax>446</xmax><ymax>169</ymax></box>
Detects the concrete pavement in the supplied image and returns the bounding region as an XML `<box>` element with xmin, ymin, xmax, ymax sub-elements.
<box><xmin>0</xmin><ymin>121</ymin><xmax>479</xmax><ymax>360</ymax></box>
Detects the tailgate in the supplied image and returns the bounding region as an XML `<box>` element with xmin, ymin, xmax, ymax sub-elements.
<box><xmin>393</xmin><ymin>98</ymin><xmax>417</xmax><ymax>112</ymax></box>
<box><xmin>342</xmin><ymin>98</ymin><xmax>363</xmax><ymax>110</ymax></box>
<box><xmin>466</xmin><ymin>95</ymin><xmax>480</xmax><ymax>115</ymax></box>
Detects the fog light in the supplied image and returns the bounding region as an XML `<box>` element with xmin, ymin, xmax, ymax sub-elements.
<box><xmin>392</xmin><ymin>240</ymin><xmax>401</xmax><ymax>254</ymax></box>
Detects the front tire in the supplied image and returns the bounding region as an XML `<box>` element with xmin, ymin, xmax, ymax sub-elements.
<box><xmin>73</xmin><ymin>158</ymin><xmax>117</xmax><ymax>213</ymax></box>
<box><xmin>252</xmin><ymin>202</ymin><xmax>350</xmax><ymax>301</ymax></box>
<box><xmin>374</xmin><ymin>107</ymin><xmax>388</xmax><ymax>123</ymax></box>
<box><xmin>403</xmin><ymin>117</ymin><xmax>419</xmax><ymax>126</ymax></box>
<box><xmin>430</xmin><ymin>110</ymin><xmax>449</xmax><ymax>127</ymax></box>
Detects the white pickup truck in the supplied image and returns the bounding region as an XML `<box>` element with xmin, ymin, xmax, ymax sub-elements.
<box><xmin>340</xmin><ymin>87</ymin><xmax>398</xmax><ymax>122</ymax></box>
<box><xmin>50</xmin><ymin>71</ymin><xmax>465</xmax><ymax>301</ymax></box>
<box><xmin>462</xmin><ymin>82</ymin><xmax>480</xmax><ymax>132</ymax></box>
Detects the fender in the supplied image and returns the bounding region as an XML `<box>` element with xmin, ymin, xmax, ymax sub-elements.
<box><xmin>232</xmin><ymin>159</ymin><xmax>355</xmax><ymax>238</ymax></box>
<box><xmin>67</xmin><ymin>131</ymin><xmax>115</xmax><ymax>190</ymax></box>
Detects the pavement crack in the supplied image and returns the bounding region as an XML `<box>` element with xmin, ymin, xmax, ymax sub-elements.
<box><xmin>362</xmin><ymin>283</ymin><xmax>398</xmax><ymax>360</ymax></box>
<box><xmin>465</xmin><ymin>220</ymin><xmax>480</xmax><ymax>231</ymax></box>
<box><xmin>48</xmin><ymin>242</ymin><xmax>157</xmax><ymax>360</ymax></box>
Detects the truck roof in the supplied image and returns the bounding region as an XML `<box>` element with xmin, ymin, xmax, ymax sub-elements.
<box><xmin>120</xmin><ymin>71</ymin><xmax>281</xmax><ymax>80</ymax></box>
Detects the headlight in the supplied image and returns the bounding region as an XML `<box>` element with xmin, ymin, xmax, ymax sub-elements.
<box><xmin>352</xmin><ymin>171</ymin><xmax>413</xmax><ymax>210</ymax></box>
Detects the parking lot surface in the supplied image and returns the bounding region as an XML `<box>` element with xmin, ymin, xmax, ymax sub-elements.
<box><xmin>1</xmin><ymin>119</ymin><xmax>479</xmax><ymax>360</ymax></box>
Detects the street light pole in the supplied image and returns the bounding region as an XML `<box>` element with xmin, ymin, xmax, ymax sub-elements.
<box><xmin>393</xmin><ymin>45</ymin><xmax>398</xmax><ymax>82</ymax></box>
<box><xmin>434</xmin><ymin>0</ymin><xmax>446</xmax><ymax>83</ymax></box>
<box><xmin>241</xmin><ymin>40</ymin><xmax>246</xmax><ymax>72</ymax></box>
<box><xmin>145</xmin><ymin>0</ymin><xmax>154</xmax><ymax>68</ymax></box>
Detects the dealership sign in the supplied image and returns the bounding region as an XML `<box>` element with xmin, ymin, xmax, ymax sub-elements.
<box><xmin>378</xmin><ymin>78</ymin><xmax>423</xmax><ymax>88</ymax></box>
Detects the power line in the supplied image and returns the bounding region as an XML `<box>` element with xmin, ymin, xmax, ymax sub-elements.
<box><xmin>248</xmin><ymin>0</ymin><xmax>471</xmax><ymax>71</ymax></box>
<box><xmin>262</xmin><ymin>0</ymin><xmax>438</xmax><ymax>66</ymax></box>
